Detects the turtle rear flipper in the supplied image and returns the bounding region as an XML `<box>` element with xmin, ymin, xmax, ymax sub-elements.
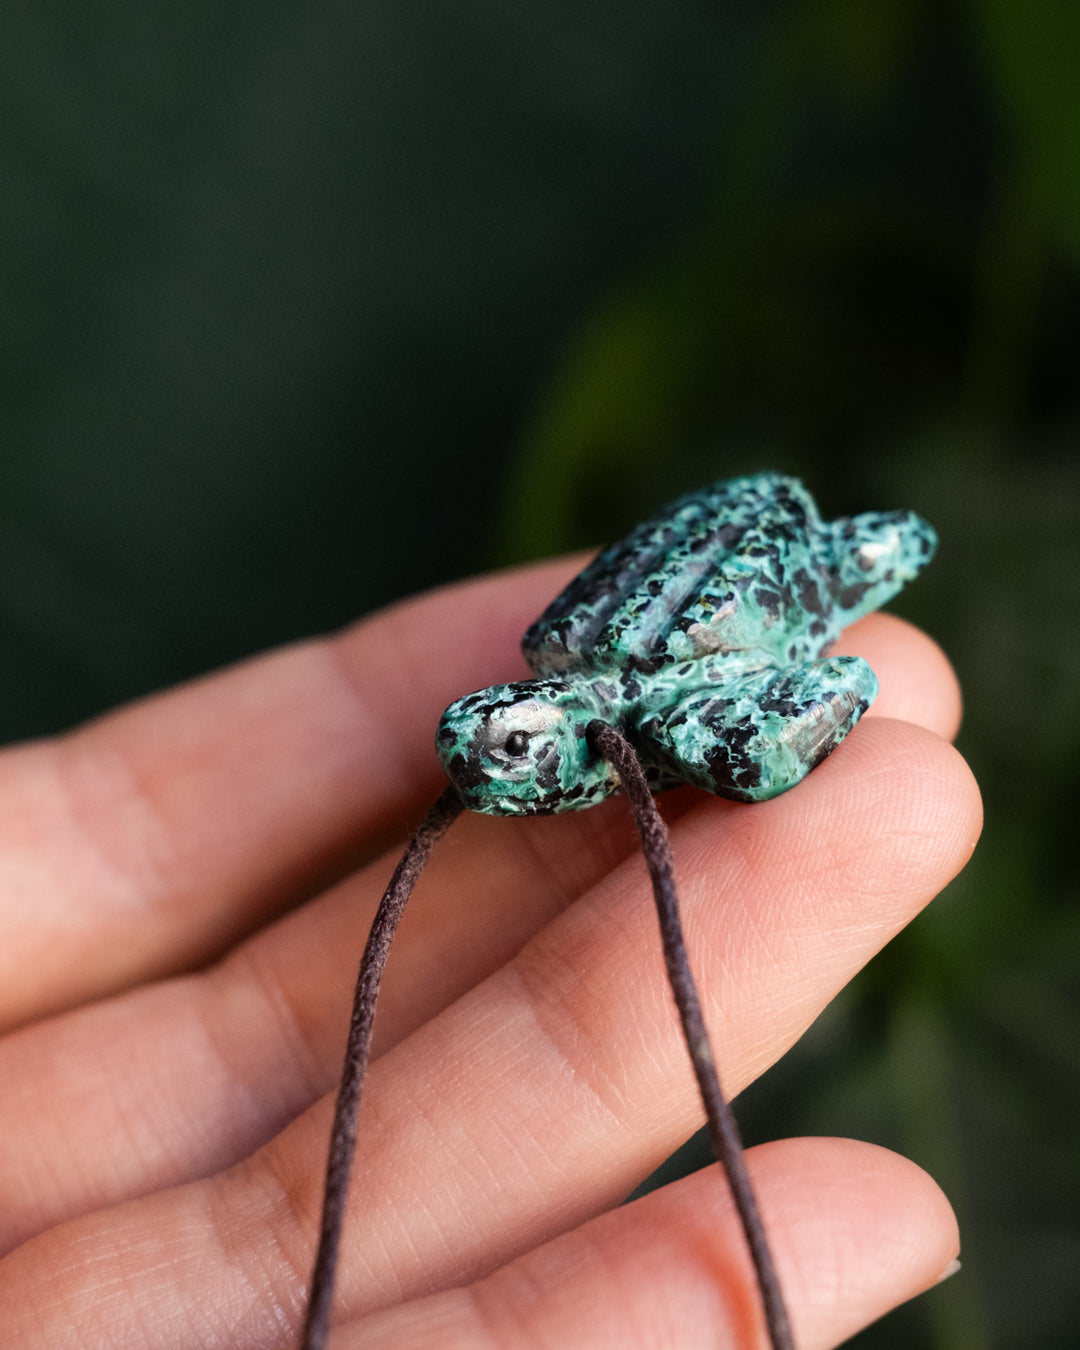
<box><xmin>638</xmin><ymin>656</ymin><xmax>878</xmax><ymax>803</ymax></box>
<box><xmin>826</xmin><ymin>509</ymin><xmax>938</xmax><ymax>626</ymax></box>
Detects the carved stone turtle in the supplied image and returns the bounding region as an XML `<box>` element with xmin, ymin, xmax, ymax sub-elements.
<box><xmin>436</xmin><ymin>472</ymin><xmax>936</xmax><ymax>815</ymax></box>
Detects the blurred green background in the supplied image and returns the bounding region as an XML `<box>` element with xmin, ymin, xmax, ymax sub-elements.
<box><xmin>2</xmin><ymin>2</ymin><xmax>1077</xmax><ymax>1345</ymax></box>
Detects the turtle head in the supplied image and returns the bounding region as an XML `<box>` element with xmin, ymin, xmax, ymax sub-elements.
<box><xmin>436</xmin><ymin>678</ymin><xmax>616</xmax><ymax>815</ymax></box>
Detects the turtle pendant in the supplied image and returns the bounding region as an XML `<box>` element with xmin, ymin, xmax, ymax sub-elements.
<box><xmin>437</xmin><ymin>472</ymin><xmax>936</xmax><ymax>815</ymax></box>
<box><xmin>300</xmin><ymin>471</ymin><xmax>937</xmax><ymax>1350</ymax></box>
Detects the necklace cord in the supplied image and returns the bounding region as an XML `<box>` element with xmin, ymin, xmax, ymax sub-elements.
<box><xmin>587</xmin><ymin>721</ymin><xmax>795</xmax><ymax>1350</ymax></box>
<box><xmin>299</xmin><ymin>785</ymin><xmax>464</xmax><ymax>1350</ymax></box>
<box><xmin>299</xmin><ymin>736</ymin><xmax>795</xmax><ymax>1350</ymax></box>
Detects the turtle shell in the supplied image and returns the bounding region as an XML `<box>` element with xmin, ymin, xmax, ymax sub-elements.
<box><xmin>522</xmin><ymin>473</ymin><xmax>841</xmax><ymax>677</ymax></box>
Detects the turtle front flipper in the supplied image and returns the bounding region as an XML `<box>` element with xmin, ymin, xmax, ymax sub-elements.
<box><xmin>637</xmin><ymin>656</ymin><xmax>878</xmax><ymax>803</ymax></box>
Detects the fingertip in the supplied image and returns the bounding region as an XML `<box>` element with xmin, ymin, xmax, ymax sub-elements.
<box><xmin>642</xmin><ymin>1136</ymin><xmax>961</xmax><ymax>1349</ymax></box>
<box><xmin>873</xmin><ymin>719</ymin><xmax>983</xmax><ymax>887</ymax></box>
<box><xmin>841</xmin><ymin>613</ymin><xmax>963</xmax><ymax>742</ymax></box>
<box><xmin>679</xmin><ymin>716</ymin><xmax>982</xmax><ymax>1029</ymax></box>
<box><xmin>750</xmin><ymin>1137</ymin><xmax>961</xmax><ymax>1347</ymax></box>
<box><xmin>332</xmin><ymin>1136</ymin><xmax>961</xmax><ymax>1350</ymax></box>
<box><xmin>806</xmin><ymin>717</ymin><xmax>983</xmax><ymax>907</ymax></box>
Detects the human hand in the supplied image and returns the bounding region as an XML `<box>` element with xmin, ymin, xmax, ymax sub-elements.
<box><xmin>0</xmin><ymin>556</ymin><xmax>979</xmax><ymax>1348</ymax></box>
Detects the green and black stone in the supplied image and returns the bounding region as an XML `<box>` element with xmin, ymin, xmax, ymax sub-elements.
<box><xmin>437</xmin><ymin>472</ymin><xmax>936</xmax><ymax>815</ymax></box>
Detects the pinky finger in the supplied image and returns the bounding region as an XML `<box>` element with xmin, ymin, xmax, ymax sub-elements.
<box><xmin>331</xmin><ymin>1137</ymin><xmax>959</xmax><ymax>1350</ymax></box>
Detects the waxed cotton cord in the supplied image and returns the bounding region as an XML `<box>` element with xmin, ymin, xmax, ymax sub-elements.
<box><xmin>587</xmin><ymin>721</ymin><xmax>795</xmax><ymax>1350</ymax></box>
<box><xmin>300</xmin><ymin>786</ymin><xmax>463</xmax><ymax>1350</ymax></box>
<box><xmin>300</xmin><ymin>738</ymin><xmax>793</xmax><ymax>1350</ymax></box>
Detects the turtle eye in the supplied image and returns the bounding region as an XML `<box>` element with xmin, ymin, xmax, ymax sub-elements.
<box><xmin>503</xmin><ymin>730</ymin><xmax>530</xmax><ymax>758</ymax></box>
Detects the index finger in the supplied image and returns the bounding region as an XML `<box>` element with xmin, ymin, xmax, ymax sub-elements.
<box><xmin>0</xmin><ymin>557</ymin><xmax>583</xmax><ymax>1028</ymax></box>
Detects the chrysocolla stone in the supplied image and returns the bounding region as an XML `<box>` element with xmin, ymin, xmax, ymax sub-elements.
<box><xmin>437</xmin><ymin>472</ymin><xmax>936</xmax><ymax>815</ymax></box>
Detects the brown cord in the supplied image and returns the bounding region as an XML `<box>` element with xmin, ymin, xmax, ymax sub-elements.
<box><xmin>299</xmin><ymin>786</ymin><xmax>464</xmax><ymax>1350</ymax></box>
<box><xmin>301</xmin><ymin>732</ymin><xmax>793</xmax><ymax>1349</ymax></box>
<box><xmin>587</xmin><ymin>721</ymin><xmax>795</xmax><ymax>1350</ymax></box>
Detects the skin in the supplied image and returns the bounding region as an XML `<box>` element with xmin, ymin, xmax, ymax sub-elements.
<box><xmin>0</xmin><ymin>555</ymin><xmax>979</xmax><ymax>1349</ymax></box>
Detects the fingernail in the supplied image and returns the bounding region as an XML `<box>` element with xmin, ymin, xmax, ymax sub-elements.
<box><xmin>934</xmin><ymin>1257</ymin><xmax>961</xmax><ymax>1285</ymax></box>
